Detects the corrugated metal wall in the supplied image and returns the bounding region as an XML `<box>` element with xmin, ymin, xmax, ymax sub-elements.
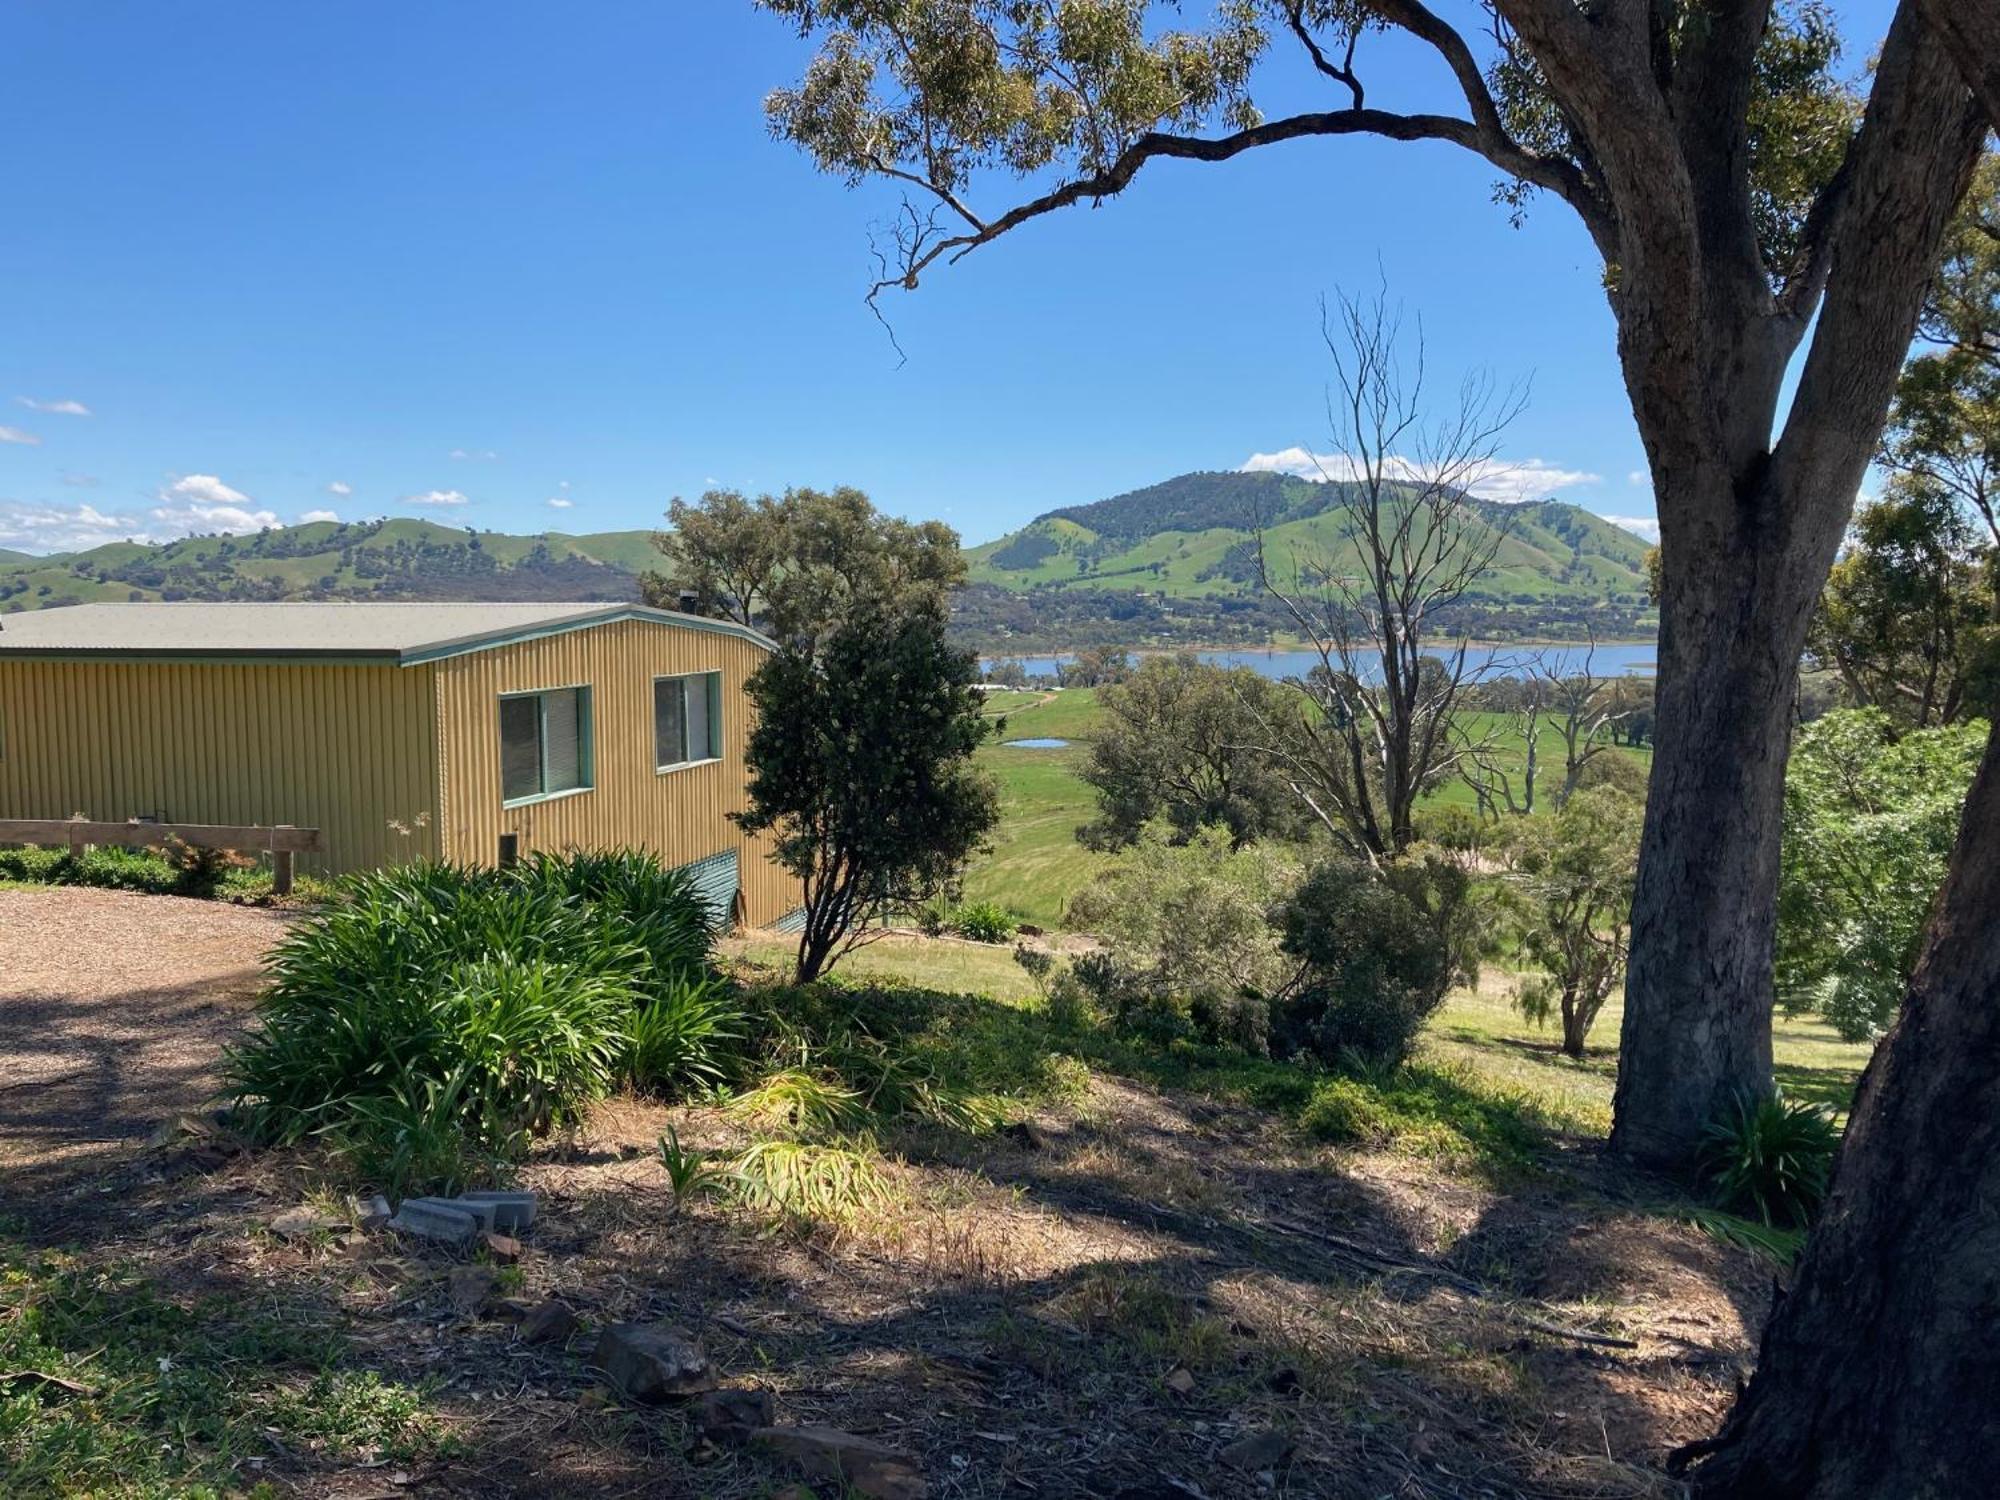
<box><xmin>431</xmin><ymin>618</ymin><xmax>798</xmax><ymax>926</ymax></box>
<box><xmin>0</xmin><ymin>658</ymin><xmax>442</xmax><ymax>872</ymax></box>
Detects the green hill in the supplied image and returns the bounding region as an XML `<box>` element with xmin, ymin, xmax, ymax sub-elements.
<box><xmin>967</xmin><ymin>470</ymin><xmax>1655</xmax><ymax>610</ymax></box>
<box><xmin>0</xmin><ymin>519</ymin><xmax>661</xmax><ymax>612</ymax></box>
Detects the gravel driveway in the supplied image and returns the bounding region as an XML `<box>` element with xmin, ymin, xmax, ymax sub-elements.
<box><xmin>0</xmin><ymin>887</ymin><xmax>293</xmax><ymax>1193</ymax></box>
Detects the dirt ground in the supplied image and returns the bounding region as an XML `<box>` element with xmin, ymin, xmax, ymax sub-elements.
<box><xmin>0</xmin><ymin>887</ymin><xmax>292</xmax><ymax>1193</ymax></box>
<box><xmin>1</xmin><ymin>889</ymin><xmax>1768</xmax><ymax>1499</ymax></box>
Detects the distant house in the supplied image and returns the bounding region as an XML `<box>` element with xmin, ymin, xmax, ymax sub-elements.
<box><xmin>0</xmin><ymin>602</ymin><xmax>800</xmax><ymax>926</ymax></box>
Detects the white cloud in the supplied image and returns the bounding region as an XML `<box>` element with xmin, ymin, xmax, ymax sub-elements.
<box><xmin>546</xmin><ymin>496</ymin><xmax>574</xmax><ymax>509</ymax></box>
<box><xmin>404</xmin><ymin>488</ymin><xmax>469</xmax><ymax>507</ymax></box>
<box><xmin>300</xmin><ymin>509</ymin><xmax>341</xmax><ymax>524</ymax></box>
<box><xmin>558</xmin><ymin>479</ymin><xmax>570</xmax><ymax>489</ymax></box>
<box><xmin>162</xmin><ymin>473</ymin><xmax>253</xmax><ymax>507</ymax></box>
<box><xmin>1626</xmin><ymin>470</ymin><xmax>1649</xmax><ymax>487</ymax></box>
<box><xmin>0</xmin><ymin>501</ymin><xmax>145</xmax><ymax>552</ymax></box>
<box><xmin>326</xmin><ymin>480</ymin><xmax>353</xmax><ymax>497</ymax></box>
<box><xmin>1603</xmin><ymin>515</ymin><xmax>1662</xmax><ymax>544</ymax></box>
<box><xmin>150</xmin><ymin>473</ymin><xmax>280</xmax><ymax>536</ymax></box>
<box><xmin>0</xmin><ymin>426</ymin><xmax>42</xmax><ymax>446</ymax></box>
<box><xmin>1239</xmin><ymin>447</ymin><xmax>1600</xmax><ymax>506</ymax></box>
<box><xmin>449</xmin><ymin>448</ymin><xmax>497</xmax><ymax>462</ymax></box>
<box><xmin>17</xmin><ymin>396</ymin><xmax>91</xmax><ymax>417</ymax></box>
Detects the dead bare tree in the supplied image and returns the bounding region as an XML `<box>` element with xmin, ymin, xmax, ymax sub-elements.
<box><xmin>1244</xmin><ymin>288</ymin><xmax>1523</xmax><ymax>861</ymax></box>
<box><xmin>1462</xmin><ymin>637</ymin><xmax>1635</xmax><ymax>817</ymax></box>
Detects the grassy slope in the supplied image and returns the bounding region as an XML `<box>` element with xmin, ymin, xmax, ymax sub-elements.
<box><xmin>961</xmin><ymin>689</ymin><xmax>1108</xmax><ymax>926</ymax></box>
<box><xmin>0</xmin><ymin>521</ymin><xmax>658</xmax><ymax>610</ymax></box>
<box><xmin>967</xmin><ymin>498</ymin><xmax>1653</xmax><ymax>606</ymax></box>
<box><xmin>730</xmin><ymin>928</ymin><xmax>1875</xmax><ymax>1139</ymax></box>
<box><xmin>959</xmin><ymin>690</ymin><xmax>1654</xmax><ymax>926</ymax></box>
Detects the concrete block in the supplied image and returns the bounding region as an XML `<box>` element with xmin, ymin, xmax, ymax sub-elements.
<box><xmin>455</xmin><ymin>1190</ymin><xmax>536</xmax><ymax>1232</ymax></box>
<box><xmin>402</xmin><ymin>1195</ymin><xmax>497</xmax><ymax>1232</ymax></box>
<box><xmin>385</xmin><ymin>1198</ymin><xmax>479</xmax><ymax>1245</ymax></box>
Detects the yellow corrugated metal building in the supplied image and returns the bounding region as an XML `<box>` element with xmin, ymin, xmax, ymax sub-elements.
<box><xmin>0</xmin><ymin>602</ymin><xmax>801</xmax><ymax>926</ymax></box>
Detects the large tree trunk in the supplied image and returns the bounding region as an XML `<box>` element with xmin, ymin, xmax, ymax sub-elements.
<box><xmin>1609</xmin><ymin>465</ymin><xmax>1836</xmax><ymax>1166</ymax></box>
<box><xmin>1596</xmin><ymin>7</ymin><xmax>1984</xmax><ymax>1169</ymax></box>
<box><xmin>1685</xmin><ymin>726</ymin><xmax>2000</xmax><ymax>1498</ymax></box>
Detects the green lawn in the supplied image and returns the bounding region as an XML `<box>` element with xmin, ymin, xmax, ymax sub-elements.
<box><xmin>962</xmin><ymin>688</ymin><xmax>1108</xmax><ymax>926</ymax></box>
<box><xmin>1427</xmin><ymin>972</ymin><xmax>1875</xmax><ymax>1132</ymax></box>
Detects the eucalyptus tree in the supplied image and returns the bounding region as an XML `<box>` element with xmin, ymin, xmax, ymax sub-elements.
<box><xmin>756</xmin><ymin>0</ymin><xmax>1985</xmax><ymax>1168</ymax></box>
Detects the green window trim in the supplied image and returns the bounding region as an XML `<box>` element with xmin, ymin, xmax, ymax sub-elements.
<box><xmin>654</xmin><ymin>670</ymin><xmax>723</xmax><ymax>772</ymax></box>
<box><xmin>499</xmin><ymin>683</ymin><xmax>595</xmax><ymax>807</ymax></box>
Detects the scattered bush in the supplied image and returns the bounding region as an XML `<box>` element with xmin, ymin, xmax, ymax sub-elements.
<box><xmin>1065</xmin><ymin>824</ymin><xmax>1300</xmax><ymax>1005</ymax></box>
<box><xmin>1012</xmin><ymin>941</ymin><xmax>1056</xmax><ymax>994</ymax></box>
<box><xmin>950</xmin><ymin>899</ymin><xmax>1018</xmax><ymax>943</ymax></box>
<box><xmin>1697</xmin><ymin>1089</ymin><xmax>1842</xmax><ymax>1228</ymax></box>
<box><xmin>1777</xmin><ymin>709</ymin><xmax>1986</xmax><ymax>1039</ymax></box>
<box><xmin>227</xmin><ymin>853</ymin><xmax>722</xmax><ymax>1189</ymax></box>
<box><xmin>1271</xmin><ymin>852</ymin><xmax>1481</xmax><ymax>1070</ymax></box>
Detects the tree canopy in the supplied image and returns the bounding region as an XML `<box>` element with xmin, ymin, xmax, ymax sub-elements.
<box><xmin>644</xmin><ymin>484</ymin><xmax>964</xmax><ymax>645</ymax></box>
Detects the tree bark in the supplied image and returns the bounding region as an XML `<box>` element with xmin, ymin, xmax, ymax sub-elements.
<box><xmin>1919</xmin><ymin>0</ymin><xmax>2000</xmax><ymax>128</ymax></box>
<box><xmin>1609</xmin><ymin>470</ymin><xmax>1826</xmax><ymax>1163</ymax></box>
<box><xmin>1685</xmin><ymin>726</ymin><xmax>2000</xmax><ymax>1498</ymax></box>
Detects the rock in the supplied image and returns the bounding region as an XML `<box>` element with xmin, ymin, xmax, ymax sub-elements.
<box><xmin>1017</xmin><ymin>924</ymin><xmax>1045</xmax><ymax>937</ymax></box>
<box><xmin>448</xmin><ymin>1265</ymin><xmax>498</xmax><ymax>1316</ymax></box>
<box><xmin>750</xmin><ymin>1425</ymin><xmax>928</xmax><ymax>1499</ymax></box>
<box><xmin>456</xmin><ymin>1190</ymin><xmax>537</xmax><ymax>1232</ymax></box>
<box><xmin>360</xmin><ymin>1194</ymin><xmax>394</xmax><ymax>1231</ymax></box>
<box><xmin>269</xmin><ymin>1206</ymin><xmax>345</xmax><ymax>1240</ymax></box>
<box><xmin>593</xmin><ymin>1323</ymin><xmax>717</xmax><ymax>1402</ymax></box>
<box><xmin>482</xmin><ymin>1231</ymin><xmax>524</xmax><ymax>1263</ymax></box>
<box><xmin>698</xmin><ymin>1386</ymin><xmax>775</xmax><ymax>1442</ymax></box>
<box><xmin>520</xmin><ymin>1300</ymin><xmax>580</xmax><ymax>1345</ymax></box>
<box><xmin>386</xmin><ymin>1199</ymin><xmax>479</xmax><ymax>1246</ymax></box>
<box><xmin>1219</xmin><ymin>1429</ymin><xmax>1292</xmax><ymax>1472</ymax></box>
<box><xmin>1162</xmin><ymin>1365</ymin><xmax>1197</xmax><ymax>1395</ymax></box>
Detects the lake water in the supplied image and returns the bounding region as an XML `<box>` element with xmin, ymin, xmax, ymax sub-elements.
<box><xmin>986</xmin><ymin>641</ymin><xmax>1657</xmax><ymax>682</ymax></box>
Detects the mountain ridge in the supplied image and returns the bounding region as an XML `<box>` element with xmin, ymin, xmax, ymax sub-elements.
<box><xmin>966</xmin><ymin>470</ymin><xmax>1656</xmax><ymax>609</ymax></box>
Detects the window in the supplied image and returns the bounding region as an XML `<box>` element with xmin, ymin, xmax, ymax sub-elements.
<box><xmin>655</xmin><ymin>672</ymin><xmax>721</xmax><ymax>770</ymax></box>
<box><xmin>499</xmin><ymin>686</ymin><xmax>592</xmax><ymax>804</ymax></box>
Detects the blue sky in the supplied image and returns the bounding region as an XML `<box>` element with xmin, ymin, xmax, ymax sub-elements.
<box><xmin>1</xmin><ymin>1</ymin><xmax>1897</xmax><ymax>555</ymax></box>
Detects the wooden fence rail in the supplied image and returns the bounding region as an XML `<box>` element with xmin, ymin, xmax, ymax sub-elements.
<box><xmin>0</xmin><ymin>819</ymin><xmax>323</xmax><ymax>894</ymax></box>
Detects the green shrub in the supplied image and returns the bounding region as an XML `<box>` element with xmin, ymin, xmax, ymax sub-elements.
<box><xmin>0</xmin><ymin>845</ymin><xmax>180</xmax><ymax>894</ymax></box>
<box><xmin>1272</xmin><ymin>852</ymin><xmax>1481</xmax><ymax>1070</ymax></box>
<box><xmin>1297</xmin><ymin>1076</ymin><xmax>1398</xmax><ymax>1144</ymax></box>
<box><xmin>950</xmin><ymin>900</ymin><xmax>1018</xmax><ymax>943</ymax></box>
<box><xmin>227</xmin><ymin>854</ymin><xmax>722</xmax><ymax>1188</ymax></box>
<box><xmin>1697</xmin><ymin>1089</ymin><xmax>1842</xmax><ymax>1228</ymax></box>
<box><xmin>1065</xmin><ymin>823</ymin><xmax>1300</xmax><ymax>1004</ymax></box>
<box><xmin>624</xmin><ymin>973</ymin><xmax>742</xmax><ymax>1095</ymax></box>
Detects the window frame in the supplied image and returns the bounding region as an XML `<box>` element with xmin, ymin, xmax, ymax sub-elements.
<box><xmin>653</xmin><ymin>670</ymin><xmax>723</xmax><ymax>775</ymax></box>
<box><xmin>498</xmin><ymin>682</ymin><xmax>595</xmax><ymax>807</ymax></box>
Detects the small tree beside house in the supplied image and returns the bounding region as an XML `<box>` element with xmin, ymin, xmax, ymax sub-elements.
<box><xmin>734</xmin><ymin>601</ymin><xmax>999</xmax><ymax>983</ymax></box>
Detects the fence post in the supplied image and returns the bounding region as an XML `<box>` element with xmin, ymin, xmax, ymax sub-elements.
<box><xmin>67</xmin><ymin>823</ymin><xmax>86</xmax><ymax>864</ymax></box>
<box><xmin>272</xmin><ymin>826</ymin><xmax>296</xmax><ymax>896</ymax></box>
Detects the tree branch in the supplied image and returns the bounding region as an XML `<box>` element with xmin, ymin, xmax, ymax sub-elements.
<box><xmin>872</xmin><ymin>104</ymin><xmax>1614</xmax><ymax>300</ymax></box>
